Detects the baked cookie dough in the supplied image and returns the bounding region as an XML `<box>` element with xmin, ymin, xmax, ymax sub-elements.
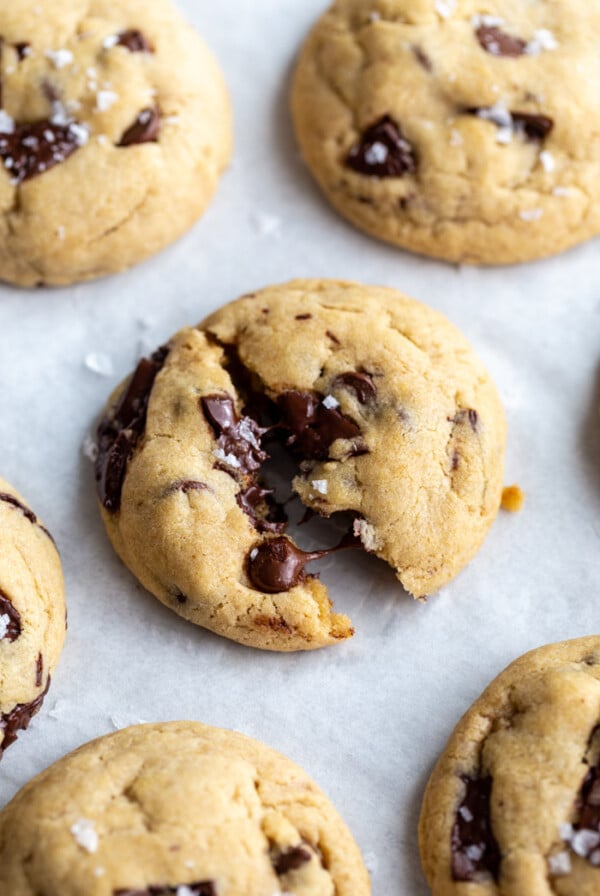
<box><xmin>0</xmin><ymin>0</ymin><xmax>232</xmax><ymax>286</ymax></box>
<box><xmin>0</xmin><ymin>720</ymin><xmax>370</xmax><ymax>895</ymax></box>
<box><xmin>291</xmin><ymin>0</ymin><xmax>600</xmax><ymax>264</ymax></box>
<box><xmin>419</xmin><ymin>637</ymin><xmax>600</xmax><ymax>895</ymax></box>
<box><xmin>95</xmin><ymin>279</ymin><xmax>505</xmax><ymax>651</ymax></box>
<box><xmin>0</xmin><ymin>477</ymin><xmax>65</xmax><ymax>757</ymax></box>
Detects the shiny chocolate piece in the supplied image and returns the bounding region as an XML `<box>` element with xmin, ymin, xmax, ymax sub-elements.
<box><xmin>201</xmin><ymin>393</ymin><xmax>268</xmax><ymax>475</ymax></box>
<box><xmin>0</xmin><ymin>677</ymin><xmax>50</xmax><ymax>756</ymax></box>
<box><xmin>236</xmin><ymin>483</ymin><xmax>287</xmax><ymax>534</ymax></box>
<box><xmin>0</xmin><ymin>120</ymin><xmax>83</xmax><ymax>184</ymax></box>
<box><xmin>346</xmin><ymin>115</ymin><xmax>416</xmax><ymax>178</ymax></box>
<box><xmin>115</xmin><ymin>883</ymin><xmax>216</xmax><ymax>896</ymax></box>
<box><xmin>0</xmin><ymin>590</ymin><xmax>21</xmax><ymax>642</ymax></box>
<box><xmin>247</xmin><ymin>532</ymin><xmax>359</xmax><ymax>594</ymax></box>
<box><xmin>278</xmin><ymin>390</ymin><xmax>360</xmax><ymax>461</ymax></box>
<box><xmin>451</xmin><ymin>776</ymin><xmax>501</xmax><ymax>882</ymax></box>
<box><xmin>118</xmin><ymin>107</ymin><xmax>161</xmax><ymax>146</ymax></box>
<box><xmin>452</xmin><ymin>408</ymin><xmax>479</xmax><ymax>432</ymax></box>
<box><xmin>273</xmin><ymin>844</ymin><xmax>313</xmax><ymax>874</ymax></box>
<box><xmin>117</xmin><ymin>29</ymin><xmax>153</xmax><ymax>53</ymax></box>
<box><xmin>96</xmin><ymin>347</ymin><xmax>169</xmax><ymax>512</ymax></box>
<box><xmin>476</xmin><ymin>25</ymin><xmax>527</xmax><ymax>57</ymax></box>
<box><xmin>511</xmin><ymin>111</ymin><xmax>554</xmax><ymax>141</ymax></box>
<box><xmin>333</xmin><ymin>371</ymin><xmax>377</xmax><ymax>404</ymax></box>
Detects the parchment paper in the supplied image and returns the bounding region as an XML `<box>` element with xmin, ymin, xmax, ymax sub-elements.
<box><xmin>0</xmin><ymin>2</ymin><xmax>599</xmax><ymax>892</ymax></box>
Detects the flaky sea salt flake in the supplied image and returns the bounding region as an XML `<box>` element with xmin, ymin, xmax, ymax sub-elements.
<box><xmin>548</xmin><ymin>851</ymin><xmax>571</xmax><ymax>876</ymax></box>
<box><xmin>0</xmin><ymin>110</ymin><xmax>15</xmax><ymax>134</ymax></box>
<box><xmin>0</xmin><ymin>615</ymin><xmax>10</xmax><ymax>640</ymax></box>
<box><xmin>71</xmin><ymin>819</ymin><xmax>98</xmax><ymax>853</ymax></box>
<box><xmin>311</xmin><ymin>479</ymin><xmax>328</xmax><ymax>495</ymax></box>
<box><xmin>46</xmin><ymin>49</ymin><xmax>74</xmax><ymax>69</ymax></box>
<box><xmin>519</xmin><ymin>208</ymin><xmax>543</xmax><ymax>222</ymax></box>
<box><xmin>435</xmin><ymin>0</ymin><xmax>456</xmax><ymax>18</ymax></box>
<box><xmin>322</xmin><ymin>395</ymin><xmax>339</xmax><ymax>409</ymax></box>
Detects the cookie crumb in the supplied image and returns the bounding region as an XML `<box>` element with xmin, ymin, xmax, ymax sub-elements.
<box><xmin>501</xmin><ymin>485</ymin><xmax>525</xmax><ymax>512</ymax></box>
<box><xmin>70</xmin><ymin>819</ymin><xmax>98</xmax><ymax>853</ymax></box>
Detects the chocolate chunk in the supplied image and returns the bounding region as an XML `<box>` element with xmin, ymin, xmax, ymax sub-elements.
<box><xmin>201</xmin><ymin>394</ymin><xmax>268</xmax><ymax>475</ymax></box>
<box><xmin>451</xmin><ymin>776</ymin><xmax>501</xmax><ymax>882</ymax></box>
<box><xmin>278</xmin><ymin>390</ymin><xmax>361</xmax><ymax>460</ymax></box>
<box><xmin>96</xmin><ymin>347</ymin><xmax>169</xmax><ymax>512</ymax></box>
<box><xmin>0</xmin><ymin>120</ymin><xmax>84</xmax><ymax>184</ymax></box>
<box><xmin>247</xmin><ymin>532</ymin><xmax>360</xmax><ymax>594</ymax></box>
<box><xmin>0</xmin><ymin>678</ymin><xmax>50</xmax><ymax>757</ymax></box>
<box><xmin>35</xmin><ymin>653</ymin><xmax>43</xmax><ymax>687</ymax></box>
<box><xmin>0</xmin><ymin>491</ymin><xmax>37</xmax><ymax>524</ymax></box>
<box><xmin>13</xmin><ymin>42</ymin><xmax>30</xmax><ymax>61</ymax></box>
<box><xmin>570</xmin><ymin>764</ymin><xmax>600</xmax><ymax>866</ymax></box>
<box><xmin>295</xmin><ymin>313</ymin><xmax>312</xmax><ymax>320</ymax></box>
<box><xmin>0</xmin><ymin>590</ymin><xmax>21</xmax><ymax>642</ymax></box>
<box><xmin>476</xmin><ymin>25</ymin><xmax>527</xmax><ymax>57</ymax></box>
<box><xmin>511</xmin><ymin>112</ymin><xmax>554</xmax><ymax>141</ymax></box>
<box><xmin>117</xmin><ymin>29</ymin><xmax>153</xmax><ymax>53</ymax></box>
<box><xmin>236</xmin><ymin>484</ymin><xmax>287</xmax><ymax>534</ymax></box>
<box><xmin>326</xmin><ymin>330</ymin><xmax>340</xmax><ymax>345</ymax></box>
<box><xmin>273</xmin><ymin>844</ymin><xmax>313</xmax><ymax>875</ymax></box>
<box><xmin>452</xmin><ymin>408</ymin><xmax>478</xmax><ymax>432</ymax></box>
<box><xmin>118</xmin><ymin>107</ymin><xmax>161</xmax><ymax>147</ymax></box>
<box><xmin>413</xmin><ymin>45</ymin><xmax>433</xmax><ymax>71</ymax></box>
<box><xmin>165</xmin><ymin>480</ymin><xmax>208</xmax><ymax>496</ymax></box>
<box><xmin>114</xmin><ymin>884</ymin><xmax>216</xmax><ymax>896</ymax></box>
<box><xmin>333</xmin><ymin>371</ymin><xmax>377</xmax><ymax>404</ymax></box>
<box><xmin>346</xmin><ymin>115</ymin><xmax>416</xmax><ymax>178</ymax></box>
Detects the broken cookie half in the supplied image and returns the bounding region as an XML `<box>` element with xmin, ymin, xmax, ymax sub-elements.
<box><xmin>95</xmin><ymin>279</ymin><xmax>506</xmax><ymax>651</ymax></box>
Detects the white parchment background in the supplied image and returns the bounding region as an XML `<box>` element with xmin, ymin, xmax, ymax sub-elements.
<box><xmin>0</xmin><ymin>1</ymin><xmax>599</xmax><ymax>892</ymax></box>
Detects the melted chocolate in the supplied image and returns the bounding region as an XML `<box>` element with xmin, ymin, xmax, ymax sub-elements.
<box><xmin>413</xmin><ymin>45</ymin><xmax>433</xmax><ymax>71</ymax></box>
<box><xmin>0</xmin><ymin>590</ymin><xmax>21</xmax><ymax>642</ymax></box>
<box><xmin>346</xmin><ymin>115</ymin><xmax>416</xmax><ymax>178</ymax></box>
<box><xmin>236</xmin><ymin>484</ymin><xmax>287</xmax><ymax>534</ymax></box>
<box><xmin>96</xmin><ymin>347</ymin><xmax>169</xmax><ymax>512</ymax></box>
<box><xmin>451</xmin><ymin>776</ymin><xmax>501</xmax><ymax>882</ymax></box>
<box><xmin>333</xmin><ymin>372</ymin><xmax>377</xmax><ymax>404</ymax></box>
<box><xmin>247</xmin><ymin>532</ymin><xmax>359</xmax><ymax>594</ymax></box>
<box><xmin>118</xmin><ymin>107</ymin><xmax>161</xmax><ymax>146</ymax></box>
<box><xmin>278</xmin><ymin>390</ymin><xmax>361</xmax><ymax>461</ymax></box>
<box><xmin>476</xmin><ymin>25</ymin><xmax>526</xmax><ymax>57</ymax></box>
<box><xmin>0</xmin><ymin>678</ymin><xmax>50</xmax><ymax>756</ymax></box>
<box><xmin>452</xmin><ymin>409</ymin><xmax>479</xmax><ymax>433</ymax></box>
<box><xmin>0</xmin><ymin>120</ymin><xmax>83</xmax><ymax>183</ymax></box>
<box><xmin>0</xmin><ymin>491</ymin><xmax>36</xmax><ymax>524</ymax></box>
<box><xmin>511</xmin><ymin>112</ymin><xmax>554</xmax><ymax>141</ymax></box>
<box><xmin>273</xmin><ymin>844</ymin><xmax>313</xmax><ymax>875</ymax></box>
<box><xmin>201</xmin><ymin>394</ymin><xmax>268</xmax><ymax>474</ymax></box>
<box><xmin>117</xmin><ymin>30</ymin><xmax>153</xmax><ymax>53</ymax></box>
<box><xmin>115</xmin><ymin>884</ymin><xmax>215</xmax><ymax>896</ymax></box>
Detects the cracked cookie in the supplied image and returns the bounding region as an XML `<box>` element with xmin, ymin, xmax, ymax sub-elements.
<box><xmin>94</xmin><ymin>279</ymin><xmax>505</xmax><ymax>651</ymax></box>
<box><xmin>419</xmin><ymin>637</ymin><xmax>600</xmax><ymax>895</ymax></box>
<box><xmin>0</xmin><ymin>477</ymin><xmax>65</xmax><ymax>757</ymax></box>
<box><xmin>0</xmin><ymin>720</ymin><xmax>370</xmax><ymax>896</ymax></box>
<box><xmin>0</xmin><ymin>0</ymin><xmax>231</xmax><ymax>286</ymax></box>
<box><xmin>291</xmin><ymin>0</ymin><xmax>600</xmax><ymax>264</ymax></box>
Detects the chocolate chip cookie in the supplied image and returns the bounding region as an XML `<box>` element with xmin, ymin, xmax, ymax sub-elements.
<box><xmin>419</xmin><ymin>637</ymin><xmax>600</xmax><ymax>895</ymax></box>
<box><xmin>292</xmin><ymin>1</ymin><xmax>600</xmax><ymax>264</ymax></box>
<box><xmin>0</xmin><ymin>477</ymin><xmax>65</xmax><ymax>757</ymax></box>
<box><xmin>0</xmin><ymin>0</ymin><xmax>232</xmax><ymax>286</ymax></box>
<box><xmin>95</xmin><ymin>279</ymin><xmax>506</xmax><ymax>651</ymax></box>
<box><xmin>0</xmin><ymin>720</ymin><xmax>370</xmax><ymax>895</ymax></box>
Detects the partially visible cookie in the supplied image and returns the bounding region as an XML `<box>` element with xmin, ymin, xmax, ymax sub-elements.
<box><xmin>0</xmin><ymin>0</ymin><xmax>232</xmax><ymax>286</ymax></box>
<box><xmin>0</xmin><ymin>477</ymin><xmax>65</xmax><ymax>757</ymax></box>
<box><xmin>95</xmin><ymin>279</ymin><xmax>506</xmax><ymax>651</ymax></box>
<box><xmin>419</xmin><ymin>637</ymin><xmax>600</xmax><ymax>895</ymax></box>
<box><xmin>0</xmin><ymin>720</ymin><xmax>370</xmax><ymax>895</ymax></box>
<box><xmin>292</xmin><ymin>0</ymin><xmax>600</xmax><ymax>264</ymax></box>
